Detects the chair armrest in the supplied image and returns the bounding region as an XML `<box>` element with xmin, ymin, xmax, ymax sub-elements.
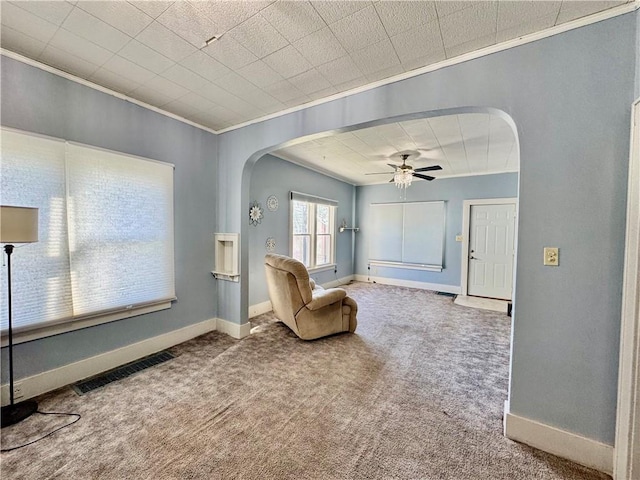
<box><xmin>306</xmin><ymin>288</ymin><xmax>347</xmax><ymax>311</ymax></box>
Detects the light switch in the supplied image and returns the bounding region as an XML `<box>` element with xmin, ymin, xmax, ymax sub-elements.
<box><xmin>544</xmin><ymin>247</ymin><xmax>559</xmax><ymax>266</ymax></box>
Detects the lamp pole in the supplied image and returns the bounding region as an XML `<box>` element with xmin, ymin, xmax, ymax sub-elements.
<box><xmin>1</xmin><ymin>205</ymin><xmax>39</xmax><ymax>426</ymax></box>
<box><xmin>5</xmin><ymin>244</ymin><xmax>15</xmax><ymax>405</ymax></box>
<box><xmin>1</xmin><ymin>243</ymin><xmax>38</xmax><ymax>427</ymax></box>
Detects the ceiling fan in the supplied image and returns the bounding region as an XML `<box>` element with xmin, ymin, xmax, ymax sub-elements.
<box><xmin>366</xmin><ymin>153</ymin><xmax>442</xmax><ymax>188</ymax></box>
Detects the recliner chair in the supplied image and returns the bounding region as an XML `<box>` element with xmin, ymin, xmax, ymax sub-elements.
<box><xmin>264</xmin><ymin>253</ymin><xmax>357</xmax><ymax>340</ymax></box>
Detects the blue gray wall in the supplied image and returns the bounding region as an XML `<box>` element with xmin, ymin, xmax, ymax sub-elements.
<box><xmin>355</xmin><ymin>173</ymin><xmax>518</xmax><ymax>287</ymax></box>
<box><xmin>0</xmin><ymin>56</ymin><xmax>219</xmax><ymax>381</ymax></box>
<box><xmin>219</xmin><ymin>13</ymin><xmax>637</xmax><ymax>445</ymax></box>
<box><xmin>0</xmin><ymin>10</ymin><xmax>636</xmax><ymax>448</ymax></box>
<box><xmin>248</xmin><ymin>154</ymin><xmax>355</xmax><ymax>306</ymax></box>
<box><xmin>636</xmin><ymin>10</ymin><xmax>640</xmax><ymax>98</ymax></box>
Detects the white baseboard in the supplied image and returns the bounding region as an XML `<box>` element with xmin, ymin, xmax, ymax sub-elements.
<box><xmin>249</xmin><ymin>300</ymin><xmax>272</xmax><ymax>318</ymax></box>
<box><xmin>504</xmin><ymin>411</ymin><xmax>613</xmax><ymax>475</ymax></box>
<box><xmin>216</xmin><ymin>317</ymin><xmax>251</xmax><ymax>339</ymax></box>
<box><xmin>1</xmin><ymin>318</ymin><xmax>218</xmax><ymax>406</ymax></box>
<box><xmin>322</xmin><ymin>275</ymin><xmax>355</xmax><ymax>289</ymax></box>
<box><xmin>353</xmin><ymin>275</ymin><xmax>461</xmax><ymax>294</ymax></box>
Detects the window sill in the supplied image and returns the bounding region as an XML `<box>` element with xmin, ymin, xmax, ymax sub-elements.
<box><xmin>308</xmin><ymin>264</ymin><xmax>336</xmax><ymax>274</ymax></box>
<box><xmin>369</xmin><ymin>260</ymin><xmax>443</xmax><ymax>272</ymax></box>
<box><xmin>1</xmin><ymin>299</ymin><xmax>175</xmax><ymax>347</ymax></box>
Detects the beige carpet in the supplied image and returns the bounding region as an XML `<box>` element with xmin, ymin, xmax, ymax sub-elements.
<box><xmin>1</xmin><ymin>282</ymin><xmax>608</xmax><ymax>479</ymax></box>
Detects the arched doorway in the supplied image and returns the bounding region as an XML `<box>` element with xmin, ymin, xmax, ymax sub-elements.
<box><xmin>243</xmin><ymin>107</ymin><xmax>520</xmax><ymax>320</ymax></box>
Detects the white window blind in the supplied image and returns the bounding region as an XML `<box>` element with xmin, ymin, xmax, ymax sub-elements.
<box><xmin>0</xmin><ymin>129</ymin><xmax>175</xmax><ymax>334</ymax></box>
<box><xmin>369</xmin><ymin>201</ymin><xmax>446</xmax><ymax>270</ymax></box>
<box><xmin>66</xmin><ymin>143</ymin><xmax>175</xmax><ymax>316</ymax></box>
<box><xmin>0</xmin><ymin>129</ymin><xmax>74</xmax><ymax>330</ymax></box>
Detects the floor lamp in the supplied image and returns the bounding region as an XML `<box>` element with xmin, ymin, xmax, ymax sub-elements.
<box><xmin>1</xmin><ymin>205</ymin><xmax>38</xmax><ymax>427</ymax></box>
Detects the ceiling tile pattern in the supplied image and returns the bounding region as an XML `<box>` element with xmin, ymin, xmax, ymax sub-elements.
<box><xmin>272</xmin><ymin>113</ymin><xmax>518</xmax><ymax>185</ymax></box>
<box><xmin>0</xmin><ymin>0</ymin><xmax>631</xmax><ymax>131</ymax></box>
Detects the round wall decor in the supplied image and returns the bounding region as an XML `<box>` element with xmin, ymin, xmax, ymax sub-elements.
<box><xmin>249</xmin><ymin>201</ymin><xmax>263</xmax><ymax>226</ymax></box>
<box><xmin>265</xmin><ymin>237</ymin><xmax>276</xmax><ymax>252</ymax></box>
<box><xmin>266</xmin><ymin>195</ymin><xmax>279</xmax><ymax>212</ymax></box>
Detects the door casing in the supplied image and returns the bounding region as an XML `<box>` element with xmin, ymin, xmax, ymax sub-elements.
<box><xmin>614</xmin><ymin>97</ymin><xmax>640</xmax><ymax>480</ymax></box>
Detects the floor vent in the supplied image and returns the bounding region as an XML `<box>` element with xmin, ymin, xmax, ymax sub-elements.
<box><xmin>72</xmin><ymin>351</ymin><xmax>175</xmax><ymax>395</ymax></box>
<box><xmin>436</xmin><ymin>291</ymin><xmax>457</xmax><ymax>297</ymax></box>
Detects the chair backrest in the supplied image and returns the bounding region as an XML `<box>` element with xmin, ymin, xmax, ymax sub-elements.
<box><xmin>264</xmin><ymin>254</ymin><xmax>313</xmax><ymax>327</ymax></box>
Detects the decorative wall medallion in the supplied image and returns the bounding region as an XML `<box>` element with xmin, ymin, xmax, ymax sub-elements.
<box><xmin>266</xmin><ymin>195</ymin><xmax>279</xmax><ymax>212</ymax></box>
<box><xmin>249</xmin><ymin>201</ymin><xmax>263</xmax><ymax>226</ymax></box>
<box><xmin>265</xmin><ymin>237</ymin><xmax>276</xmax><ymax>252</ymax></box>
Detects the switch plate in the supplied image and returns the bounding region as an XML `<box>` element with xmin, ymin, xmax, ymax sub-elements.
<box><xmin>544</xmin><ymin>247</ymin><xmax>559</xmax><ymax>266</ymax></box>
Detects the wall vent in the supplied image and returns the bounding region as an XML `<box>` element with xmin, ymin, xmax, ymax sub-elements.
<box><xmin>72</xmin><ymin>351</ymin><xmax>174</xmax><ymax>395</ymax></box>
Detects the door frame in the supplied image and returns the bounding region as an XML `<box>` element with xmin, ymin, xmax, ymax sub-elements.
<box><xmin>614</xmin><ymin>97</ymin><xmax>640</xmax><ymax>480</ymax></box>
<box><xmin>460</xmin><ymin>197</ymin><xmax>518</xmax><ymax>298</ymax></box>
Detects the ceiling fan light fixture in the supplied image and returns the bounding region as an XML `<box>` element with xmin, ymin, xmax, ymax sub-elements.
<box><xmin>394</xmin><ymin>169</ymin><xmax>413</xmax><ymax>189</ymax></box>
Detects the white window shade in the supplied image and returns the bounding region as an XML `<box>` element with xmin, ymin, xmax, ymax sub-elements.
<box><xmin>1</xmin><ymin>128</ymin><xmax>175</xmax><ymax>337</ymax></box>
<box><xmin>66</xmin><ymin>144</ymin><xmax>175</xmax><ymax>316</ymax></box>
<box><xmin>0</xmin><ymin>129</ymin><xmax>73</xmax><ymax>331</ymax></box>
<box><xmin>369</xmin><ymin>201</ymin><xmax>445</xmax><ymax>270</ymax></box>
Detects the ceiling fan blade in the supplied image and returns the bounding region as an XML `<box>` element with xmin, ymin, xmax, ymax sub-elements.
<box><xmin>365</xmin><ymin>171</ymin><xmax>395</xmax><ymax>175</ymax></box>
<box><xmin>414</xmin><ymin>165</ymin><xmax>442</xmax><ymax>172</ymax></box>
<box><xmin>389</xmin><ymin>177</ymin><xmax>395</xmax><ymax>183</ymax></box>
<box><xmin>387</xmin><ymin>163</ymin><xmax>399</xmax><ymax>170</ymax></box>
<box><xmin>412</xmin><ymin>173</ymin><xmax>435</xmax><ymax>181</ymax></box>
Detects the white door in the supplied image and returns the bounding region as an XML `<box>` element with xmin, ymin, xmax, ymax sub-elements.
<box><xmin>467</xmin><ymin>203</ymin><xmax>516</xmax><ymax>300</ymax></box>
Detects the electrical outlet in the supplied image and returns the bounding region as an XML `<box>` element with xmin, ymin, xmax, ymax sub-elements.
<box><xmin>543</xmin><ymin>247</ymin><xmax>559</xmax><ymax>266</ymax></box>
<box><xmin>13</xmin><ymin>382</ymin><xmax>25</xmax><ymax>400</ymax></box>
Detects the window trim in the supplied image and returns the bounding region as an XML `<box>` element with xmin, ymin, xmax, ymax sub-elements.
<box><xmin>1</xmin><ymin>299</ymin><xmax>175</xmax><ymax>347</ymax></box>
<box><xmin>289</xmin><ymin>191</ymin><xmax>337</xmax><ymax>269</ymax></box>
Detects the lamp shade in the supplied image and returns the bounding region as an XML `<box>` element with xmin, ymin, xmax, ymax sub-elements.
<box><xmin>0</xmin><ymin>206</ymin><xmax>39</xmax><ymax>243</ymax></box>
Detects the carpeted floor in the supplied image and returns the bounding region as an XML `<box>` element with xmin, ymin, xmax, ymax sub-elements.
<box><xmin>1</xmin><ymin>282</ymin><xmax>609</xmax><ymax>479</ymax></box>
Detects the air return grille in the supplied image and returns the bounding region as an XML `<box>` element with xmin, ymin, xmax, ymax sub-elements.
<box><xmin>72</xmin><ymin>351</ymin><xmax>174</xmax><ymax>395</ymax></box>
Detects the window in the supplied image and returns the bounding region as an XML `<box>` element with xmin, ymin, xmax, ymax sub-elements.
<box><xmin>290</xmin><ymin>191</ymin><xmax>337</xmax><ymax>269</ymax></box>
<box><xmin>1</xmin><ymin>128</ymin><xmax>175</xmax><ymax>340</ymax></box>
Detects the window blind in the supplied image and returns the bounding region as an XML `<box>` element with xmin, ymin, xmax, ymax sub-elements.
<box><xmin>290</xmin><ymin>191</ymin><xmax>338</xmax><ymax>207</ymax></box>
<box><xmin>0</xmin><ymin>128</ymin><xmax>175</xmax><ymax>334</ymax></box>
<box><xmin>0</xmin><ymin>129</ymin><xmax>74</xmax><ymax>331</ymax></box>
<box><xmin>369</xmin><ymin>201</ymin><xmax>445</xmax><ymax>269</ymax></box>
<box><xmin>66</xmin><ymin>143</ymin><xmax>175</xmax><ymax>316</ymax></box>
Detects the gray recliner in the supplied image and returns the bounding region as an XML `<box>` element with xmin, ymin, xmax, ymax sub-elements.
<box><xmin>264</xmin><ymin>253</ymin><xmax>357</xmax><ymax>340</ymax></box>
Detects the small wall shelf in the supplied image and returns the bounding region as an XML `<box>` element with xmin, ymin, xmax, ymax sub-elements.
<box><xmin>212</xmin><ymin>233</ymin><xmax>239</xmax><ymax>282</ymax></box>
